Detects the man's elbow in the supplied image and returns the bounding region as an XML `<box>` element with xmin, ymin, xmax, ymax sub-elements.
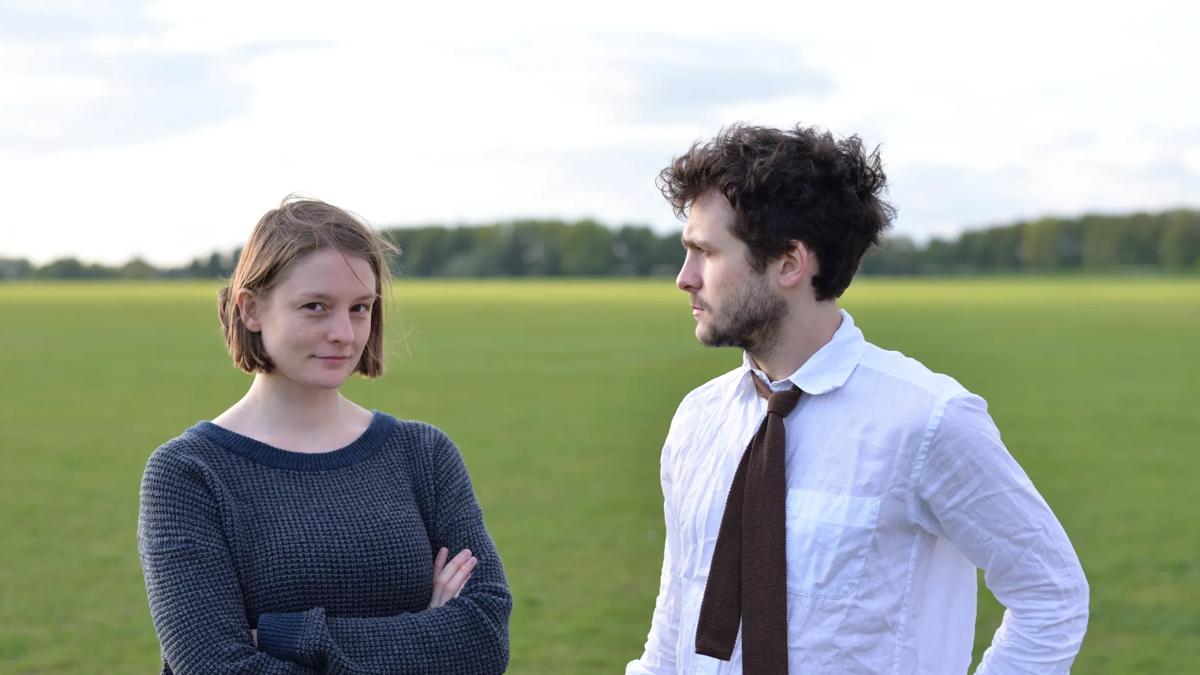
<box><xmin>1063</xmin><ymin>565</ymin><xmax>1090</xmax><ymax>630</ymax></box>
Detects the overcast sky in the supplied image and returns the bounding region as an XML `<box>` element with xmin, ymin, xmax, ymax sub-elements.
<box><xmin>2</xmin><ymin>0</ymin><xmax>1197</xmax><ymax>266</ymax></box>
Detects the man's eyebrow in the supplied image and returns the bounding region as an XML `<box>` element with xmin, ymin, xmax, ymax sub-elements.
<box><xmin>681</xmin><ymin>234</ymin><xmax>715</xmax><ymax>249</ymax></box>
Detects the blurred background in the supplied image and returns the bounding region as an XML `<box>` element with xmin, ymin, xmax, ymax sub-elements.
<box><xmin>1</xmin><ymin>1</ymin><xmax>1197</xmax><ymax>673</ymax></box>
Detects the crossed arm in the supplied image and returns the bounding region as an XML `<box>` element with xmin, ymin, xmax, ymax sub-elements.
<box><xmin>249</xmin><ymin>546</ymin><xmax>477</xmax><ymax>646</ymax></box>
<box><xmin>138</xmin><ymin>434</ymin><xmax>511</xmax><ymax>674</ymax></box>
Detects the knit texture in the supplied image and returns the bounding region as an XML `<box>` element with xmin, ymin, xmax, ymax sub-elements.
<box><xmin>137</xmin><ymin>412</ymin><xmax>511</xmax><ymax>674</ymax></box>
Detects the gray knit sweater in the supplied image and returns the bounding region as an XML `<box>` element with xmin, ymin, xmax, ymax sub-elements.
<box><xmin>137</xmin><ymin>412</ymin><xmax>511</xmax><ymax>674</ymax></box>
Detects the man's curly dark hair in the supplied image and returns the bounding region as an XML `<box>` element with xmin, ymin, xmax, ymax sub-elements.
<box><xmin>658</xmin><ymin>124</ymin><xmax>896</xmax><ymax>300</ymax></box>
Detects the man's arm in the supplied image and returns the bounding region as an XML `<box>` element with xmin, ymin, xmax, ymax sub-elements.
<box><xmin>915</xmin><ymin>393</ymin><xmax>1089</xmax><ymax>674</ymax></box>
<box><xmin>626</xmin><ymin>435</ymin><xmax>685</xmax><ymax>675</ymax></box>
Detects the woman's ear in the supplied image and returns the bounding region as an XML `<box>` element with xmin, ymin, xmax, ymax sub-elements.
<box><xmin>236</xmin><ymin>289</ymin><xmax>264</xmax><ymax>333</ymax></box>
<box><xmin>776</xmin><ymin>240</ymin><xmax>815</xmax><ymax>290</ymax></box>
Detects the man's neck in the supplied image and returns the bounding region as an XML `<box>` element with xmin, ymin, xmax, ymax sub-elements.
<box><xmin>749</xmin><ymin>302</ymin><xmax>842</xmax><ymax>383</ymax></box>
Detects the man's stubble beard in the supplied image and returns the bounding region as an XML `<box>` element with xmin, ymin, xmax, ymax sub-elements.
<box><xmin>697</xmin><ymin>273</ymin><xmax>788</xmax><ymax>356</ymax></box>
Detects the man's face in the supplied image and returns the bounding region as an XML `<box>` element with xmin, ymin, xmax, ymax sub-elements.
<box><xmin>676</xmin><ymin>190</ymin><xmax>787</xmax><ymax>353</ymax></box>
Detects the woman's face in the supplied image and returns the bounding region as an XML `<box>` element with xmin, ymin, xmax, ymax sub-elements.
<box><xmin>244</xmin><ymin>249</ymin><xmax>377</xmax><ymax>391</ymax></box>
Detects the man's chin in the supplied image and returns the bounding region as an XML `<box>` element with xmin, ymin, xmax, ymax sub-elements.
<box><xmin>696</xmin><ymin>327</ymin><xmax>733</xmax><ymax>349</ymax></box>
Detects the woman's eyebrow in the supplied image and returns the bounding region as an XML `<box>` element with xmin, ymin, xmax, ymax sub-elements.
<box><xmin>295</xmin><ymin>292</ymin><xmax>376</xmax><ymax>303</ymax></box>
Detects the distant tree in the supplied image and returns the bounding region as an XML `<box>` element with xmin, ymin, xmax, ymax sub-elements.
<box><xmin>1160</xmin><ymin>211</ymin><xmax>1200</xmax><ymax>270</ymax></box>
<box><xmin>37</xmin><ymin>257</ymin><xmax>86</xmax><ymax>278</ymax></box>
<box><xmin>0</xmin><ymin>257</ymin><xmax>34</xmax><ymax>280</ymax></box>
<box><xmin>560</xmin><ymin>220</ymin><xmax>614</xmax><ymax>275</ymax></box>
<box><xmin>205</xmin><ymin>252</ymin><xmax>223</xmax><ymax>277</ymax></box>
<box><xmin>1018</xmin><ymin>218</ymin><xmax>1081</xmax><ymax>271</ymax></box>
<box><xmin>612</xmin><ymin>225</ymin><xmax>663</xmax><ymax>275</ymax></box>
<box><xmin>860</xmin><ymin>236</ymin><xmax>922</xmax><ymax>274</ymax></box>
<box><xmin>119</xmin><ymin>257</ymin><xmax>160</xmax><ymax>279</ymax></box>
<box><xmin>513</xmin><ymin>221</ymin><xmax>564</xmax><ymax>275</ymax></box>
<box><xmin>920</xmin><ymin>237</ymin><xmax>962</xmax><ymax>274</ymax></box>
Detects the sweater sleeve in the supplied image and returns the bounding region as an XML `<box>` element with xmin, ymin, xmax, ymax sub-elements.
<box><xmin>138</xmin><ymin>445</ymin><xmax>318</xmax><ymax>674</ymax></box>
<box><xmin>254</xmin><ymin>427</ymin><xmax>512</xmax><ymax>674</ymax></box>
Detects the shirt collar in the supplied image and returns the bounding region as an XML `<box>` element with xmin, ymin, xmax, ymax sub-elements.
<box><xmin>741</xmin><ymin>309</ymin><xmax>865</xmax><ymax>396</ymax></box>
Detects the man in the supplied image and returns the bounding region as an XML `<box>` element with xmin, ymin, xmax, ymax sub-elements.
<box><xmin>626</xmin><ymin>125</ymin><xmax>1088</xmax><ymax>674</ymax></box>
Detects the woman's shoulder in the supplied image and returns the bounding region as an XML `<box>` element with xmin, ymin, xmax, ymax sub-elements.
<box><xmin>145</xmin><ymin>423</ymin><xmax>230</xmax><ymax>470</ymax></box>
<box><xmin>371</xmin><ymin>412</ymin><xmax>449</xmax><ymax>445</ymax></box>
<box><xmin>139</xmin><ymin>425</ymin><xmax>236</xmax><ymax>498</ymax></box>
<box><xmin>371</xmin><ymin>413</ymin><xmax>465</xmax><ymax>466</ymax></box>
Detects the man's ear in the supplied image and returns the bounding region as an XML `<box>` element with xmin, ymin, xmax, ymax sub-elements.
<box><xmin>776</xmin><ymin>240</ymin><xmax>815</xmax><ymax>290</ymax></box>
<box><xmin>236</xmin><ymin>289</ymin><xmax>264</xmax><ymax>333</ymax></box>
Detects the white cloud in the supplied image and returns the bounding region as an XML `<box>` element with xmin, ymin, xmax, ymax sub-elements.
<box><xmin>1</xmin><ymin>0</ymin><xmax>1198</xmax><ymax>264</ymax></box>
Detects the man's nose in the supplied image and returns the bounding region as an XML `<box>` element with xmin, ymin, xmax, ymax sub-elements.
<box><xmin>676</xmin><ymin>252</ymin><xmax>701</xmax><ymax>293</ymax></box>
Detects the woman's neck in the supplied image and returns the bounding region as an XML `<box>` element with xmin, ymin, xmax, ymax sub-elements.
<box><xmin>214</xmin><ymin>373</ymin><xmax>369</xmax><ymax>449</ymax></box>
<box><xmin>246</xmin><ymin>374</ymin><xmax>347</xmax><ymax>429</ymax></box>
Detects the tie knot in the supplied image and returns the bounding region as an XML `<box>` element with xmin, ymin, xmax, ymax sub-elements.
<box><xmin>751</xmin><ymin>375</ymin><xmax>803</xmax><ymax>417</ymax></box>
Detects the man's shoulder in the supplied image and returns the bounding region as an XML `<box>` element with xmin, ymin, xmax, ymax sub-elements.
<box><xmin>854</xmin><ymin>341</ymin><xmax>970</xmax><ymax>400</ymax></box>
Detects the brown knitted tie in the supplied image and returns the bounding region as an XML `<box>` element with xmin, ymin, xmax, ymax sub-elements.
<box><xmin>696</xmin><ymin>375</ymin><xmax>802</xmax><ymax>674</ymax></box>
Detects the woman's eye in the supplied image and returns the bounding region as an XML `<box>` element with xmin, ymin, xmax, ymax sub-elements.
<box><xmin>352</xmin><ymin>304</ymin><xmax>372</xmax><ymax>313</ymax></box>
<box><xmin>302</xmin><ymin>302</ymin><xmax>325</xmax><ymax>311</ymax></box>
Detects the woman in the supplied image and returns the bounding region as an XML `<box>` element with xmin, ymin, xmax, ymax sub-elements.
<box><xmin>137</xmin><ymin>197</ymin><xmax>511</xmax><ymax>673</ymax></box>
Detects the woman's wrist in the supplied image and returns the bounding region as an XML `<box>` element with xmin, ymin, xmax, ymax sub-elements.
<box><xmin>256</xmin><ymin>610</ymin><xmax>308</xmax><ymax>661</ymax></box>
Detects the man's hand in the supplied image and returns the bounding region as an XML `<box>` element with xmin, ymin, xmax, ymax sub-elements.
<box><xmin>429</xmin><ymin>547</ymin><xmax>477</xmax><ymax>609</ymax></box>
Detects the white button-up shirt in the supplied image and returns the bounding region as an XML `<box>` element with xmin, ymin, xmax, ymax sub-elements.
<box><xmin>627</xmin><ymin>310</ymin><xmax>1088</xmax><ymax>675</ymax></box>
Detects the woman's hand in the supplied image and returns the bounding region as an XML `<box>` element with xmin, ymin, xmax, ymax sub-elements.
<box><xmin>428</xmin><ymin>547</ymin><xmax>477</xmax><ymax>609</ymax></box>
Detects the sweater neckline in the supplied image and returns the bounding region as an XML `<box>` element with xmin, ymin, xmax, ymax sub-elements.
<box><xmin>190</xmin><ymin>410</ymin><xmax>392</xmax><ymax>471</ymax></box>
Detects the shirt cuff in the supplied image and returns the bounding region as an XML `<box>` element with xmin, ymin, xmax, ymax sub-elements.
<box><xmin>256</xmin><ymin>610</ymin><xmax>309</xmax><ymax>662</ymax></box>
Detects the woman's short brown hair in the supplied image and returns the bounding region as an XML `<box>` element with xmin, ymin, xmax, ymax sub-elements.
<box><xmin>217</xmin><ymin>197</ymin><xmax>398</xmax><ymax>377</ymax></box>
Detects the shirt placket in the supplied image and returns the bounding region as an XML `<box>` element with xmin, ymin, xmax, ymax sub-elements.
<box><xmin>684</xmin><ymin>385</ymin><xmax>764</xmax><ymax>675</ymax></box>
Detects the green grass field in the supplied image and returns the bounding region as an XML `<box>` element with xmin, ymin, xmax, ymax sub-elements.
<box><xmin>1</xmin><ymin>278</ymin><xmax>1197</xmax><ymax>673</ymax></box>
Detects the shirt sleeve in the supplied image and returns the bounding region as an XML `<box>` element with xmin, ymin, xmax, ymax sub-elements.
<box><xmin>138</xmin><ymin>448</ymin><xmax>319</xmax><ymax>674</ymax></box>
<box><xmin>914</xmin><ymin>393</ymin><xmax>1089</xmax><ymax>675</ymax></box>
<box><xmin>626</xmin><ymin>415</ymin><xmax>686</xmax><ymax>675</ymax></box>
<box><xmin>253</xmin><ymin>429</ymin><xmax>512</xmax><ymax>674</ymax></box>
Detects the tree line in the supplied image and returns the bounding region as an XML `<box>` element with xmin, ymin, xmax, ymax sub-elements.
<box><xmin>3</xmin><ymin>209</ymin><xmax>1199</xmax><ymax>281</ymax></box>
<box><xmin>861</xmin><ymin>209</ymin><xmax>1200</xmax><ymax>274</ymax></box>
